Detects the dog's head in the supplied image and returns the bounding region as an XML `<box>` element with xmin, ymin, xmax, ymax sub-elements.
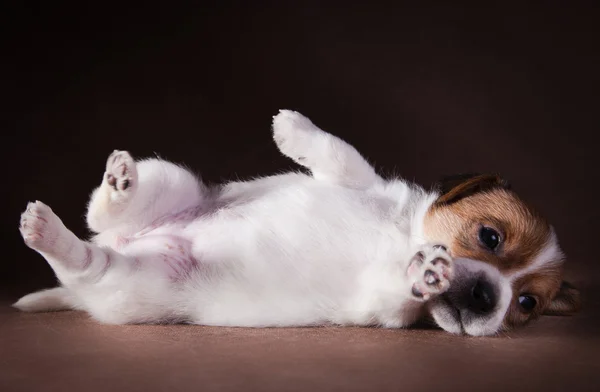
<box><xmin>422</xmin><ymin>173</ymin><xmax>581</xmax><ymax>336</ymax></box>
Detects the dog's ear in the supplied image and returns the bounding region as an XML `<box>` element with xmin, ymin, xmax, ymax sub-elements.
<box><xmin>434</xmin><ymin>173</ymin><xmax>511</xmax><ymax>205</ymax></box>
<box><xmin>543</xmin><ymin>281</ymin><xmax>582</xmax><ymax>316</ymax></box>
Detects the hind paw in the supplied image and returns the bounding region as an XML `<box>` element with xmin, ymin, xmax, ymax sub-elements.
<box><xmin>20</xmin><ymin>201</ymin><xmax>63</xmax><ymax>253</ymax></box>
<box><xmin>104</xmin><ymin>150</ymin><xmax>137</xmax><ymax>201</ymax></box>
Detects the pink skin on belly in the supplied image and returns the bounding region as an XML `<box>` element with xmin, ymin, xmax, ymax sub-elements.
<box><xmin>110</xmin><ymin>207</ymin><xmax>205</xmax><ymax>280</ymax></box>
<box><xmin>120</xmin><ymin>232</ymin><xmax>198</xmax><ymax>281</ymax></box>
<box><xmin>159</xmin><ymin>239</ymin><xmax>199</xmax><ymax>280</ymax></box>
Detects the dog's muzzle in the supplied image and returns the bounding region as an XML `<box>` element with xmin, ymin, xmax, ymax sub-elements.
<box><xmin>428</xmin><ymin>258</ymin><xmax>512</xmax><ymax>336</ymax></box>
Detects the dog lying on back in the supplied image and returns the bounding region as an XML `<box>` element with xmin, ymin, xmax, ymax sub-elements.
<box><xmin>14</xmin><ymin>110</ymin><xmax>580</xmax><ymax>336</ymax></box>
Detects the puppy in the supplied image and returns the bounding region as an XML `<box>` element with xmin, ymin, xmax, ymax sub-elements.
<box><xmin>14</xmin><ymin>110</ymin><xmax>580</xmax><ymax>336</ymax></box>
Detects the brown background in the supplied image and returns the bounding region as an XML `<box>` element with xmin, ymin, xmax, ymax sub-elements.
<box><xmin>1</xmin><ymin>2</ymin><xmax>599</xmax><ymax>391</ymax></box>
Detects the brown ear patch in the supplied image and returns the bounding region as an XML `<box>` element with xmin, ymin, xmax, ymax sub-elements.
<box><xmin>435</xmin><ymin>173</ymin><xmax>511</xmax><ymax>206</ymax></box>
<box><xmin>543</xmin><ymin>281</ymin><xmax>582</xmax><ymax>316</ymax></box>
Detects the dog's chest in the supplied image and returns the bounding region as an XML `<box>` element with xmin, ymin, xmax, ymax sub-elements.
<box><xmin>189</xmin><ymin>182</ymin><xmax>413</xmax><ymax>269</ymax></box>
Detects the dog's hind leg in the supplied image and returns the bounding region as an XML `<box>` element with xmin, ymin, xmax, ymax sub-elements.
<box><xmin>17</xmin><ymin>201</ymin><xmax>189</xmax><ymax>324</ymax></box>
<box><xmin>272</xmin><ymin>110</ymin><xmax>382</xmax><ymax>189</ymax></box>
<box><xmin>85</xmin><ymin>150</ymin><xmax>139</xmax><ymax>233</ymax></box>
<box><xmin>20</xmin><ymin>201</ymin><xmax>134</xmax><ymax>288</ymax></box>
<box><xmin>86</xmin><ymin>150</ymin><xmax>206</xmax><ymax>236</ymax></box>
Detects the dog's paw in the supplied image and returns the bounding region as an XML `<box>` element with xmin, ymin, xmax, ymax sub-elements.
<box><xmin>104</xmin><ymin>150</ymin><xmax>137</xmax><ymax>199</ymax></box>
<box><xmin>272</xmin><ymin>109</ymin><xmax>321</xmax><ymax>161</ymax></box>
<box><xmin>407</xmin><ymin>245</ymin><xmax>453</xmax><ymax>301</ymax></box>
<box><xmin>19</xmin><ymin>201</ymin><xmax>62</xmax><ymax>253</ymax></box>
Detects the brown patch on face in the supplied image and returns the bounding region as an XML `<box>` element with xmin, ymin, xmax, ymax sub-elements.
<box><xmin>424</xmin><ymin>188</ymin><xmax>551</xmax><ymax>274</ymax></box>
<box><xmin>503</xmin><ymin>265</ymin><xmax>564</xmax><ymax>330</ymax></box>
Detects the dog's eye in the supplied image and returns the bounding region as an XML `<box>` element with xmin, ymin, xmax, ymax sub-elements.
<box><xmin>518</xmin><ymin>295</ymin><xmax>537</xmax><ymax>312</ymax></box>
<box><xmin>478</xmin><ymin>226</ymin><xmax>500</xmax><ymax>250</ymax></box>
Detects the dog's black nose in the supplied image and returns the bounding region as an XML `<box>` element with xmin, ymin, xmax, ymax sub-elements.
<box><xmin>468</xmin><ymin>279</ymin><xmax>496</xmax><ymax>314</ymax></box>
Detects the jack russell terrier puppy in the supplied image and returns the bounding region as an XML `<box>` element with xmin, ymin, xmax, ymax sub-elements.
<box><xmin>14</xmin><ymin>110</ymin><xmax>581</xmax><ymax>336</ymax></box>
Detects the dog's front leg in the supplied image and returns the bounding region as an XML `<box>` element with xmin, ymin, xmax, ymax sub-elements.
<box><xmin>355</xmin><ymin>245</ymin><xmax>454</xmax><ymax>329</ymax></box>
<box><xmin>382</xmin><ymin>245</ymin><xmax>454</xmax><ymax>328</ymax></box>
<box><xmin>272</xmin><ymin>110</ymin><xmax>382</xmax><ymax>189</ymax></box>
<box><xmin>406</xmin><ymin>245</ymin><xmax>454</xmax><ymax>302</ymax></box>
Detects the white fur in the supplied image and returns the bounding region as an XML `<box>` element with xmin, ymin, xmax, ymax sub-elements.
<box><xmin>15</xmin><ymin>110</ymin><xmax>511</xmax><ymax>335</ymax></box>
<box><xmin>508</xmin><ymin>228</ymin><xmax>564</xmax><ymax>282</ymax></box>
<box><xmin>13</xmin><ymin>287</ymin><xmax>77</xmax><ymax>312</ymax></box>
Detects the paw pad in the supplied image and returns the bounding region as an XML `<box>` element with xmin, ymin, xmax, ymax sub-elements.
<box><xmin>19</xmin><ymin>201</ymin><xmax>60</xmax><ymax>252</ymax></box>
<box><xmin>407</xmin><ymin>245</ymin><xmax>454</xmax><ymax>301</ymax></box>
<box><xmin>105</xmin><ymin>150</ymin><xmax>137</xmax><ymax>194</ymax></box>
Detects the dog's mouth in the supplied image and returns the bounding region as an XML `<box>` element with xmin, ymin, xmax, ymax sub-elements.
<box><xmin>441</xmin><ymin>294</ymin><xmax>463</xmax><ymax>327</ymax></box>
<box><xmin>429</xmin><ymin>294</ymin><xmax>465</xmax><ymax>334</ymax></box>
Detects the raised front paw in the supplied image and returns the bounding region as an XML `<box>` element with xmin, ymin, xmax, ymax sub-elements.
<box><xmin>407</xmin><ymin>245</ymin><xmax>453</xmax><ymax>301</ymax></box>
<box><xmin>272</xmin><ymin>109</ymin><xmax>321</xmax><ymax>162</ymax></box>
<box><xmin>105</xmin><ymin>150</ymin><xmax>138</xmax><ymax>199</ymax></box>
<box><xmin>19</xmin><ymin>201</ymin><xmax>62</xmax><ymax>253</ymax></box>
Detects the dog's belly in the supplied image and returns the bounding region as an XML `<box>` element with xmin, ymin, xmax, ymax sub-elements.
<box><xmin>179</xmin><ymin>179</ymin><xmax>412</xmax><ymax>326</ymax></box>
<box><xmin>119</xmin><ymin>234</ymin><xmax>197</xmax><ymax>281</ymax></box>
